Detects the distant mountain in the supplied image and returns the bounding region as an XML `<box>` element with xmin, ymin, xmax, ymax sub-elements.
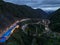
<box><xmin>0</xmin><ymin>1</ymin><xmax>48</xmax><ymax>19</ymax></box>
<box><xmin>34</xmin><ymin>9</ymin><xmax>48</xmax><ymax>19</ymax></box>
<box><xmin>0</xmin><ymin>1</ymin><xmax>48</xmax><ymax>33</ymax></box>
<box><xmin>49</xmin><ymin>8</ymin><xmax>60</xmax><ymax>23</ymax></box>
<box><xmin>49</xmin><ymin>8</ymin><xmax>60</xmax><ymax>32</ymax></box>
<box><xmin>45</xmin><ymin>10</ymin><xmax>54</xmax><ymax>14</ymax></box>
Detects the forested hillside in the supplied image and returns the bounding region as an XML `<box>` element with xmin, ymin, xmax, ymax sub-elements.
<box><xmin>0</xmin><ymin>0</ymin><xmax>60</xmax><ymax>45</ymax></box>
<box><xmin>49</xmin><ymin>9</ymin><xmax>60</xmax><ymax>32</ymax></box>
<box><xmin>0</xmin><ymin>1</ymin><xmax>47</xmax><ymax>19</ymax></box>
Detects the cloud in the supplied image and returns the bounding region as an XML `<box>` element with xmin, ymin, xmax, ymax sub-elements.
<box><xmin>4</xmin><ymin>0</ymin><xmax>42</xmax><ymax>4</ymax></box>
<box><xmin>4</xmin><ymin>0</ymin><xmax>60</xmax><ymax>11</ymax></box>
<box><xmin>4</xmin><ymin>0</ymin><xmax>60</xmax><ymax>7</ymax></box>
<box><xmin>42</xmin><ymin>0</ymin><xmax>60</xmax><ymax>4</ymax></box>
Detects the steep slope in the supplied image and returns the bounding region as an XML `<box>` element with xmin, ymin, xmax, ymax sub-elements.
<box><xmin>0</xmin><ymin>1</ymin><xmax>47</xmax><ymax>19</ymax></box>
<box><xmin>0</xmin><ymin>1</ymin><xmax>17</xmax><ymax>34</ymax></box>
<box><xmin>35</xmin><ymin>9</ymin><xmax>48</xmax><ymax>19</ymax></box>
<box><xmin>0</xmin><ymin>1</ymin><xmax>47</xmax><ymax>36</ymax></box>
<box><xmin>49</xmin><ymin>9</ymin><xmax>60</xmax><ymax>23</ymax></box>
<box><xmin>49</xmin><ymin>9</ymin><xmax>60</xmax><ymax>32</ymax></box>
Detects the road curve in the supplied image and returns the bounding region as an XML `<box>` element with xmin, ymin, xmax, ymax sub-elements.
<box><xmin>0</xmin><ymin>21</ymin><xmax>19</xmax><ymax>43</ymax></box>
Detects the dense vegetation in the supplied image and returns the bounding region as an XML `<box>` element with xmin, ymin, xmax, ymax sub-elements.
<box><xmin>5</xmin><ymin>19</ymin><xmax>60</xmax><ymax>45</ymax></box>
<box><xmin>0</xmin><ymin>1</ymin><xmax>47</xmax><ymax>19</ymax></box>
<box><xmin>0</xmin><ymin>0</ymin><xmax>60</xmax><ymax>45</ymax></box>
<box><xmin>49</xmin><ymin>9</ymin><xmax>60</xmax><ymax>32</ymax></box>
<box><xmin>5</xmin><ymin>23</ymin><xmax>60</xmax><ymax>45</ymax></box>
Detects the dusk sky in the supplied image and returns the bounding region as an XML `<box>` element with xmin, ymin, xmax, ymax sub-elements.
<box><xmin>4</xmin><ymin>0</ymin><xmax>60</xmax><ymax>11</ymax></box>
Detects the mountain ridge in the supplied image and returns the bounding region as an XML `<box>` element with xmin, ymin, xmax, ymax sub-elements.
<box><xmin>0</xmin><ymin>1</ymin><xmax>48</xmax><ymax>19</ymax></box>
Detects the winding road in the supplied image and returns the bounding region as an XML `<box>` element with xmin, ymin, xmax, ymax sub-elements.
<box><xmin>0</xmin><ymin>21</ymin><xmax>19</xmax><ymax>43</ymax></box>
<box><xmin>0</xmin><ymin>18</ymin><xmax>50</xmax><ymax>43</ymax></box>
<box><xmin>0</xmin><ymin>18</ymin><xmax>30</xmax><ymax>43</ymax></box>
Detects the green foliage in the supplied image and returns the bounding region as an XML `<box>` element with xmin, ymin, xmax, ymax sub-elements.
<box><xmin>1</xmin><ymin>1</ymin><xmax>60</xmax><ymax>45</ymax></box>
<box><xmin>5</xmin><ymin>22</ymin><xmax>60</xmax><ymax>45</ymax></box>
<box><xmin>49</xmin><ymin>9</ymin><xmax>60</xmax><ymax>32</ymax></box>
<box><xmin>49</xmin><ymin>23</ymin><xmax>60</xmax><ymax>32</ymax></box>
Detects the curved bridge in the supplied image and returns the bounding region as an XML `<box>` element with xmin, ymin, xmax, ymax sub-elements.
<box><xmin>0</xmin><ymin>21</ymin><xmax>19</xmax><ymax>43</ymax></box>
<box><xmin>0</xmin><ymin>18</ymin><xmax>31</xmax><ymax>43</ymax></box>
